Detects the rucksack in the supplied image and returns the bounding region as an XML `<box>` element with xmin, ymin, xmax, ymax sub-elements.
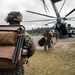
<box><xmin>0</xmin><ymin>25</ymin><xmax>25</xmax><ymax>69</ymax></box>
<box><xmin>38</xmin><ymin>37</ymin><xmax>46</xmax><ymax>46</ymax></box>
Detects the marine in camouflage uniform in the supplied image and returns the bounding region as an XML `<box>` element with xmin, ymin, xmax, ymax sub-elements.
<box><xmin>0</xmin><ymin>11</ymin><xmax>36</xmax><ymax>75</ymax></box>
<box><xmin>43</xmin><ymin>30</ymin><xmax>53</xmax><ymax>51</ymax></box>
<box><xmin>54</xmin><ymin>30</ymin><xmax>59</xmax><ymax>44</ymax></box>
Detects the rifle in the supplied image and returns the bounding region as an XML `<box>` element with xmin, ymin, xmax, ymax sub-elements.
<box><xmin>12</xmin><ymin>25</ymin><xmax>25</xmax><ymax>63</ymax></box>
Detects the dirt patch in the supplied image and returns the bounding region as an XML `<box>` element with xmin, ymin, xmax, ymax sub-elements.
<box><xmin>54</xmin><ymin>42</ymin><xmax>70</xmax><ymax>49</ymax></box>
<box><xmin>36</xmin><ymin>42</ymin><xmax>71</xmax><ymax>50</ymax></box>
<box><xmin>31</xmin><ymin>36</ymin><xmax>75</xmax><ymax>50</ymax></box>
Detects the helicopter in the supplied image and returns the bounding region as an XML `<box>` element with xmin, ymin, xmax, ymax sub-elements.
<box><xmin>24</xmin><ymin>0</ymin><xmax>75</xmax><ymax>37</ymax></box>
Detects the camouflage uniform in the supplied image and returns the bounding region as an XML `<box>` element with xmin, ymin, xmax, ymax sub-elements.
<box><xmin>0</xmin><ymin>66</ymin><xmax>24</xmax><ymax>75</ymax></box>
<box><xmin>54</xmin><ymin>30</ymin><xmax>59</xmax><ymax>43</ymax></box>
<box><xmin>43</xmin><ymin>30</ymin><xmax>53</xmax><ymax>51</ymax></box>
<box><xmin>0</xmin><ymin>11</ymin><xmax>36</xmax><ymax>75</ymax></box>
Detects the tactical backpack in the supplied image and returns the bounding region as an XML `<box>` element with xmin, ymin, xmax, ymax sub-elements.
<box><xmin>0</xmin><ymin>25</ymin><xmax>25</xmax><ymax>69</ymax></box>
<box><xmin>38</xmin><ymin>37</ymin><xmax>46</xmax><ymax>46</ymax></box>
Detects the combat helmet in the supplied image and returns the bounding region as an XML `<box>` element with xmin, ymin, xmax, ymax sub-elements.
<box><xmin>5</xmin><ymin>11</ymin><xmax>23</xmax><ymax>23</ymax></box>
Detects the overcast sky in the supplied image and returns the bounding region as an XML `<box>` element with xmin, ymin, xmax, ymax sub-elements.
<box><xmin>0</xmin><ymin>0</ymin><xmax>75</xmax><ymax>30</ymax></box>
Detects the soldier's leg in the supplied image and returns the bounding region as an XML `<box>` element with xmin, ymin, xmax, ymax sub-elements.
<box><xmin>44</xmin><ymin>41</ymin><xmax>47</xmax><ymax>51</ymax></box>
<box><xmin>51</xmin><ymin>38</ymin><xmax>54</xmax><ymax>47</ymax></box>
<box><xmin>15</xmin><ymin>66</ymin><xmax>24</xmax><ymax>75</ymax></box>
<box><xmin>0</xmin><ymin>69</ymin><xmax>15</xmax><ymax>75</ymax></box>
<box><xmin>48</xmin><ymin>41</ymin><xmax>51</xmax><ymax>50</ymax></box>
<box><xmin>56</xmin><ymin>37</ymin><xmax>58</xmax><ymax>43</ymax></box>
<box><xmin>44</xmin><ymin>44</ymin><xmax>47</xmax><ymax>51</ymax></box>
<box><xmin>50</xmin><ymin>39</ymin><xmax>54</xmax><ymax>50</ymax></box>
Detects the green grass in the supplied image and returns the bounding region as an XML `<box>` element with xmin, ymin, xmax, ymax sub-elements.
<box><xmin>69</xmin><ymin>42</ymin><xmax>75</xmax><ymax>49</ymax></box>
<box><xmin>24</xmin><ymin>43</ymin><xmax>75</xmax><ymax>75</ymax></box>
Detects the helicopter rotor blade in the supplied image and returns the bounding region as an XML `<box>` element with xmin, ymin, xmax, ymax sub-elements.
<box><xmin>59</xmin><ymin>0</ymin><xmax>66</xmax><ymax>14</ymax></box>
<box><xmin>26</xmin><ymin>10</ymin><xmax>55</xmax><ymax>18</ymax></box>
<box><xmin>41</xmin><ymin>0</ymin><xmax>47</xmax><ymax>13</ymax></box>
<box><xmin>41</xmin><ymin>0</ymin><xmax>50</xmax><ymax>13</ymax></box>
<box><xmin>66</xmin><ymin>17</ymin><xmax>75</xmax><ymax>21</ymax></box>
<box><xmin>44</xmin><ymin>21</ymin><xmax>56</xmax><ymax>26</ymax></box>
<box><xmin>66</xmin><ymin>17</ymin><xmax>75</xmax><ymax>20</ymax></box>
<box><xmin>62</xmin><ymin>17</ymin><xmax>75</xmax><ymax>20</ymax></box>
<box><xmin>65</xmin><ymin>8</ymin><xmax>75</xmax><ymax>18</ymax></box>
<box><xmin>67</xmin><ymin>19</ymin><xmax>75</xmax><ymax>21</ymax></box>
<box><xmin>23</xmin><ymin>19</ymin><xmax>56</xmax><ymax>22</ymax></box>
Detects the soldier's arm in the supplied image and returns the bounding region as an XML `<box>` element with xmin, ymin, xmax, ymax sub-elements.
<box><xmin>23</xmin><ymin>32</ymin><xmax>36</xmax><ymax>58</ymax></box>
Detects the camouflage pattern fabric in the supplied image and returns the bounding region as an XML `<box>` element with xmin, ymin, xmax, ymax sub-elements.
<box><xmin>43</xmin><ymin>31</ymin><xmax>53</xmax><ymax>51</ymax></box>
<box><xmin>44</xmin><ymin>39</ymin><xmax>51</xmax><ymax>51</ymax></box>
<box><xmin>24</xmin><ymin>33</ymin><xmax>36</xmax><ymax>58</ymax></box>
<box><xmin>0</xmin><ymin>66</ymin><xmax>24</xmax><ymax>75</ymax></box>
<box><xmin>5</xmin><ymin>11</ymin><xmax>23</xmax><ymax>22</ymax></box>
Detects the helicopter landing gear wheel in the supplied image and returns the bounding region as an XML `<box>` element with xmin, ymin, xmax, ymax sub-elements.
<box><xmin>68</xmin><ymin>34</ymin><xmax>72</xmax><ymax>37</ymax></box>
